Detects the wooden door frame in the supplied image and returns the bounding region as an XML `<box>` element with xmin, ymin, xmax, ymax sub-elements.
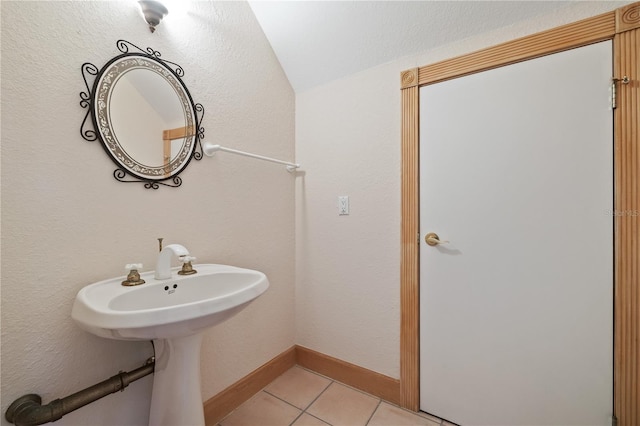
<box><xmin>400</xmin><ymin>3</ymin><xmax>640</xmax><ymax>424</ymax></box>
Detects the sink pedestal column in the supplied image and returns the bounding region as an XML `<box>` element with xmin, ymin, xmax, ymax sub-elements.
<box><xmin>149</xmin><ymin>333</ymin><xmax>205</xmax><ymax>426</ymax></box>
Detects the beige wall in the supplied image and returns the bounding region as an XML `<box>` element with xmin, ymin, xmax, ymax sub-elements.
<box><xmin>1</xmin><ymin>2</ymin><xmax>295</xmax><ymax>425</ymax></box>
<box><xmin>294</xmin><ymin>0</ymin><xmax>630</xmax><ymax>380</ymax></box>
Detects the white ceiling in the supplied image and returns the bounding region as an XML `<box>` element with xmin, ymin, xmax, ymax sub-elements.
<box><xmin>248</xmin><ymin>1</ymin><xmax>576</xmax><ymax>92</ymax></box>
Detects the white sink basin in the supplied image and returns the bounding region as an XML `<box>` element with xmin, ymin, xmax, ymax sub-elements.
<box><xmin>71</xmin><ymin>263</ymin><xmax>269</xmax><ymax>426</ymax></box>
<box><xmin>72</xmin><ymin>264</ymin><xmax>269</xmax><ymax>340</ymax></box>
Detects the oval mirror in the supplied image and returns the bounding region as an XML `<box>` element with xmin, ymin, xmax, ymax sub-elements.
<box><xmin>81</xmin><ymin>41</ymin><xmax>204</xmax><ymax>188</ymax></box>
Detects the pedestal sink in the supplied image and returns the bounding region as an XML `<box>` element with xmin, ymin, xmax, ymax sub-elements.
<box><xmin>71</xmin><ymin>264</ymin><xmax>269</xmax><ymax>426</ymax></box>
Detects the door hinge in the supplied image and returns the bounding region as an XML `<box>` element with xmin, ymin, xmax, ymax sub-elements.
<box><xmin>612</xmin><ymin>76</ymin><xmax>630</xmax><ymax>109</ymax></box>
<box><xmin>611</xmin><ymin>414</ymin><xmax>617</xmax><ymax>426</ymax></box>
<box><xmin>417</xmin><ymin>232</ymin><xmax>420</xmax><ymax>244</ymax></box>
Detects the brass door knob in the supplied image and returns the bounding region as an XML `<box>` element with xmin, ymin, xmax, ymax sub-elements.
<box><xmin>425</xmin><ymin>232</ymin><xmax>449</xmax><ymax>246</ymax></box>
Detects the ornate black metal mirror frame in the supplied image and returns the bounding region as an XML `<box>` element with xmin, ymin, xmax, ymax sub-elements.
<box><xmin>80</xmin><ymin>40</ymin><xmax>205</xmax><ymax>189</ymax></box>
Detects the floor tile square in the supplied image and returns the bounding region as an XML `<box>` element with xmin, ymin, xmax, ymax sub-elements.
<box><xmin>291</xmin><ymin>412</ymin><xmax>331</xmax><ymax>426</ymax></box>
<box><xmin>220</xmin><ymin>391</ymin><xmax>301</xmax><ymax>426</ymax></box>
<box><xmin>306</xmin><ymin>382</ymin><xmax>380</xmax><ymax>426</ymax></box>
<box><xmin>369</xmin><ymin>402</ymin><xmax>441</xmax><ymax>426</ymax></box>
<box><xmin>265</xmin><ymin>366</ymin><xmax>332</xmax><ymax>409</ymax></box>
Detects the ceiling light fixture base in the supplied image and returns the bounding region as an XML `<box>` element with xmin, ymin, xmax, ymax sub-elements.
<box><xmin>138</xmin><ymin>1</ymin><xmax>168</xmax><ymax>33</ymax></box>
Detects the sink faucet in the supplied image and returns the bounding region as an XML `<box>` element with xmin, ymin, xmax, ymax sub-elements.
<box><xmin>155</xmin><ymin>244</ymin><xmax>190</xmax><ymax>280</ymax></box>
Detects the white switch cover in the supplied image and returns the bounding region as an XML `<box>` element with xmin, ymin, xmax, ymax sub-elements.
<box><xmin>338</xmin><ymin>196</ymin><xmax>349</xmax><ymax>215</ymax></box>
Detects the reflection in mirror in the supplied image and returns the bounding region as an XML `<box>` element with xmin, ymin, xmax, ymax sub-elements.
<box><xmin>110</xmin><ymin>69</ymin><xmax>186</xmax><ymax>168</ymax></box>
<box><xmin>80</xmin><ymin>40</ymin><xmax>204</xmax><ymax>189</ymax></box>
<box><xmin>162</xmin><ymin>125</ymin><xmax>195</xmax><ymax>177</ymax></box>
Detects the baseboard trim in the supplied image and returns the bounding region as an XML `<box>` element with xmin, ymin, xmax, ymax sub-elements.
<box><xmin>203</xmin><ymin>345</ymin><xmax>401</xmax><ymax>424</ymax></box>
<box><xmin>203</xmin><ymin>346</ymin><xmax>297</xmax><ymax>425</ymax></box>
<box><xmin>296</xmin><ymin>345</ymin><xmax>401</xmax><ymax>405</ymax></box>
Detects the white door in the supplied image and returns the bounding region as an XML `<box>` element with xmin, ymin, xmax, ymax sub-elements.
<box><xmin>419</xmin><ymin>41</ymin><xmax>613</xmax><ymax>426</ymax></box>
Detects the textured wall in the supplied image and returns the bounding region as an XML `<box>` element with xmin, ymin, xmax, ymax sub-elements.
<box><xmin>1</xmin><ymin>2</ymin><xmax>295</xmax><ymax>425</ymax></box>
<box><xmin>295</xmin><ymin>0</ymin><xmax>630</xmax><ymax>380</ymax></box>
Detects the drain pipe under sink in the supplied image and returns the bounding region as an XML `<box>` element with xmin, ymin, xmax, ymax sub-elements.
<box><xmin>5</xmin><ymin>357</ymin><xmax>155</xmax><ymax>426</ymax></box>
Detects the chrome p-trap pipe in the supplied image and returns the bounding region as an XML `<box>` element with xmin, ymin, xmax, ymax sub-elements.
<box><xmin>5</xmin><ymin>358</ymin><xmax>155</xmax><ymax>426</ymax></box>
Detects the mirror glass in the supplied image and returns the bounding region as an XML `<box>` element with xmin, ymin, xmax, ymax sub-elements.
<box><xmin>92</xmin><ymin>54</ymin><xmax>197</xmax><ymax>182</ymax></box>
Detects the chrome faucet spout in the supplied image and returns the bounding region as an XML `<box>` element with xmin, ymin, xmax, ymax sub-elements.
<box><xmin>155</xmin><ymin>244</ymin><xmax>190</xmax><ymax>280</ymax></box>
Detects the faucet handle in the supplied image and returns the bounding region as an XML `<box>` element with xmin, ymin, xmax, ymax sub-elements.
<box><xmin>122</xmin><ymin>263</ymin><xmax>146</xmax><ymax>286</ymax></box>
<box><xmin>178</xmin><ymin>257</ymin><xmax>197</xmax><ymax>276</ymax></box>
<box><xmin>126</xmin><ymin>263</ymin><xmax>143</xmax><ymax>271</ymax></box>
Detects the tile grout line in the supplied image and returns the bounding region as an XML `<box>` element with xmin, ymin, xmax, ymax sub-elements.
<box><xmin>302</xmin><ymin>379</ymin><xmax>334</xmax><ymax>411</ymax></box>
<box><xmin>266</xmin><ymin>375</ymin><xmax>334</xmax><ymax>426</ymax></box>
<box><xmin>294</xmin><ymin>365</ymin><xmax>389</xmax><ymax>405</ymax></box>
<box><xmin>364</xmin><ymin>398</ymin><xmax>383</xmax><ymax>426</ymax></box>
<box><xmin>302</xmin><ymin>411</ymin><xmax>333</xmax><ymax>426</ymax></box>
<box><xmin>299</xmin><ymin>378</ymin><xmax>382</xmax><ymax>426</ymax></box>
<box><xmin>261</xmin><ymin>389</ymin><xmax>306</xmax><ymax>414</ymax></box>
<box><xmin>269</xmin><ymin>367</ymin><xmax>394</xmax><ymax>426</ymax></box>
<box><xmin>303</xmin><ymin>369</ymin><xmax>387</xmax><ymax>401</ymax></box>
<box><xmin>257</xmin><ymin>390</ymin><xmax>324</xmax><ymax>426</ymax></box>
<box><xmin>287</xmin><ymin>409</ymin><xmax>305</xmax><ymax>426</ymax></box>
<box><xmin>299</xmin><ymin>379</ymin><xmax>335</xmax><ymax>424</ymax></box>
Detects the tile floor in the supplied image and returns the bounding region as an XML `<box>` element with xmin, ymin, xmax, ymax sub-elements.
<box><xmin>219</xmin><ymin>366</ymin><xmax>452</xmax><ymax>426</ymax></box>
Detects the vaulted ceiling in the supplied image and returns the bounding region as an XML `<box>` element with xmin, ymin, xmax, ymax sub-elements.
<box><xmin>248</xmin><ymin>1</ymin><xmax>581</xmax><ymax>92</ymax></box>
